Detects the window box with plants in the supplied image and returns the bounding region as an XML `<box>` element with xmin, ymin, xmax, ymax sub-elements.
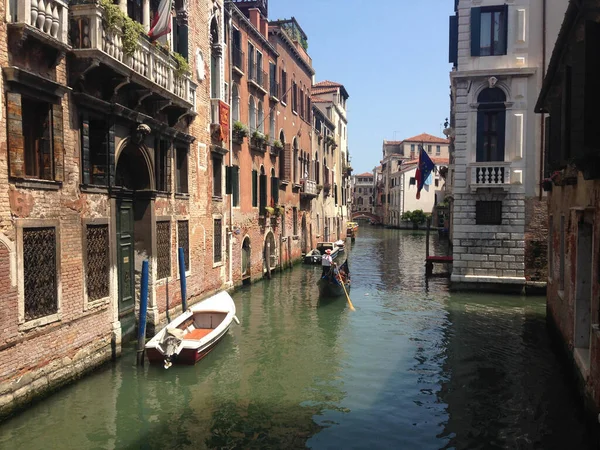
<box><xmin>233</xmin><ymin>121</ymin><xmax>248</xmax><ymax>144</ymax></box>
<box><xmin>251</xmin><ymin>131</ymin><xmax>267</xmax><ymax>152</ymax></box>
<box><xmin>270</xmin><ymin>139</ymin><xmax>283</xmax><ymax>156</ymax></box>
<box><xmin>325</xmin><ymin>136</ymin><xmax>336</xmax><ymax>148</ymax></box>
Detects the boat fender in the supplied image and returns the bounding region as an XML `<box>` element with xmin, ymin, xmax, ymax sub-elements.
<box><xmin>233</xmin><ymin>315</ymin><xmax>240</xmax><ymax>325</ymax></box>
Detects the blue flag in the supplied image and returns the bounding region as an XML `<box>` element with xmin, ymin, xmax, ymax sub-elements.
<box><xmin>415</xmin><ymin>146</ymin><xmax>435</xmax><ymax>199</ymax></box>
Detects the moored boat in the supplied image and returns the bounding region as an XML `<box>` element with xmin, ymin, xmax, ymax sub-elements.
<box><xmin>346</xmin><ymin>221</ymin><xmax>359</xmax><ymax>239</ymax></box>
<box><xmin>146</xmin><ymin>291</ymin><xmax>239</xmax><ymax>368</ymax></box>
<box><xmin>317</xmin><ymin>260</ymin><xmax>351</xmax><ymax>297</ymax></box>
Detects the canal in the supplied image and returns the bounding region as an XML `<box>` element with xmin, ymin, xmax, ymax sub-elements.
<box><xmin>0</xmin><ymin>226</ymin><xmax>595</xmax><ymax>449</ymax></box>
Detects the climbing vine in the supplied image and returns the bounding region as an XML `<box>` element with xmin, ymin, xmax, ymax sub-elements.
<box><xmin>173</xmin><ymin>52</ymin><xmax>191</xmax><ymax>77</ymax></box>
<box><xmin>99</xmin><ymin>0</ymin><xmax>145</xmax><ymax>56</ymax></box>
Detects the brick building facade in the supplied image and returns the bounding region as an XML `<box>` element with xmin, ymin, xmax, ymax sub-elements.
<box><xmin>536</xmin><ymin>0</ymin><xmax>600</xmax><ymax>426</ymax></box>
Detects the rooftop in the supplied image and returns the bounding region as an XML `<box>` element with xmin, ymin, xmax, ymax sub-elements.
<box><xmin>403</xmin><ymin>133</ymin><xmax>449</xmax><ymax>145</ymax></box>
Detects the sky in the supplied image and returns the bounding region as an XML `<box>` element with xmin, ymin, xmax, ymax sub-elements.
<box><xmin>269</xmin><ymin>0</ymin><xmax>455</xmax><ymax>175</ymax></box>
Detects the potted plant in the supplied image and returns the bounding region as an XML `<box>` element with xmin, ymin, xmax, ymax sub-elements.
<box><xmin>274</xmin><ymin>205</ymin><xmax>285</xmax><ymax>216</ymax></box>
<box><xmin>273</xmin><ymin>139</ymin><xmax>283</xmax><ymax>150</ymax></box>
<box><xmin>251</xmin><ymin>130</ymin><xmax>266</xmax><ymax>151</ymax></box>
<box><xmin>265</xmin><ymin>206</ymin><xmax>275</xmax><ymax>215</ymax></box>
<box><xmin>233</xmin><ymin>121</ymin><xmax>248</xmax><ymax>143</ymax></box>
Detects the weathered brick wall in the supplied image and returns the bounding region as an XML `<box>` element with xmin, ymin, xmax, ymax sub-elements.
<box><xmin>524</xmin><ymin>197</ymin><xmax>548</xmax><ymax>281</ymax></box>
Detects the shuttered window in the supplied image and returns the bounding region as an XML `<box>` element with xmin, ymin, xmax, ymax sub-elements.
<box><xmin>471</xmin><ymin>6</ymin><xmax>508</xmax><ymax>57</ymax></box>
<box><xmin>271</xmin><ymin>176</ymin><xmax>279</xmax><ymax>204</ymax></box>
<box><xmin>155</xmin><ymin>139</ymin><xmax>171</xmax><ymax>192</ymax></box>
<box><xmin>7</xmin><ymin>93</ymin><xmax>64</xmax><ymax>182</ymax></box>
<box><xmin>259</xmin><ymin>173</ymin><xmax>267</xmax><ymax>216</ymax></box>
<box><xmin>82</xmin><ymin>116</ymin><xmax>110</xmax><ymax>186</ymax></box>
<box><xmin>176</xmin><ymin>146</ymin><xmax>188</xmax><ymax>194</ymax></box>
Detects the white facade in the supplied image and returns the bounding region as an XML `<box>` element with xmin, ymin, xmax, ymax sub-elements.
<box><xmin>448</xmin><ymin>0</ymin><xmax>566</xmax><ymax>287</ymax></box>
<box><xmin>352</xmin><ymin>173</ymin><xmax>375</xmax><ymax>214</ymax></box>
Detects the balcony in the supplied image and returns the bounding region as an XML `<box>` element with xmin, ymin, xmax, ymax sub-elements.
<box><xmin>232</xmin><ymin>46</ymin><xmax>244</xmax><ymax>75</ymax></box>
<box><xmin>70</xmin><ymin>2</ymin><xmax>196</xmax><ymax>109</ymax></box>
<box><xmin>469</xmin><ymin>162</ymin><xmax>512</xmax><ymax>191</ymax></box>
<box><xmin>7</xmin><ymin>0</ymin><xmax>69</xmax><ymax>59</ymax></box>
<box><xmin>300</xmin><ymin>179</ymin><xmax>318</xmax><ymax>198</ymax></box>
<box><xmin>247</xmin><ymin>62</ymin><xmax>268</xmax><ymax>94</ymax></box>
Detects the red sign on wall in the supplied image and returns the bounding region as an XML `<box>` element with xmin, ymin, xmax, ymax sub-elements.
<box><xmin>219</xmin><ymin>101</ymin><xmax>229</xmax><ymax>143</ymax></box>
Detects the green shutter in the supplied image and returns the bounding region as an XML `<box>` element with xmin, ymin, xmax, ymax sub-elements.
<box><xmin>232</xmin><ymin>166</ymin><xmax>240</xmax><ymax>206</ymax></box>
<box><xmin>259</xmin><ymin>173</ymin><xmax>267</xmax><ymax>215</ymax></box>
<box><xmin>6</xmin><ymin>92</ymin><xmax>24</xmax><ymax>178</ymax></box>
<box><xmin>226</xmin><ymin>166</ymin><xmax>232</xmax><ymax>194</ymax></box>
<box><xmin>252</xmin><ymin>169</ymin><xmax>258</xmax><ymax>207</ymax></box>
<box><xmin>471</xmin><ymin>7</ymin><xmax>481</xmax><ymax>57</ymax></box>
<box><xmin>449</xmin><ymin>15</ymin><xmax>458</xmax><ymax>64</ymax></box>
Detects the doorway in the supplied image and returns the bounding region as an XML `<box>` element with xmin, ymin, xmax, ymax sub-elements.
<box><xmin>242</xmin><ymin>237</ymin><xmax>251</xmax><ymax>280</ymax></box>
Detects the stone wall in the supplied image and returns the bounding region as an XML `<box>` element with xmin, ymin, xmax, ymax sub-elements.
<box><xmin>524</xmin><ymin>197</ymin><xmax>548</xmax><ymax>281</ymax></box>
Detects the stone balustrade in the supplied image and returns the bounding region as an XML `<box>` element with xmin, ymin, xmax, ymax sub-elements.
<box><xmin>301</xmin><ymin>179</ymin><xmax>318</xmax><ymax>196</ymax></box>
<box><xmin>8</xmin><ymin>0</ymin><xmax>69</xmax><ymax>44</ymax></box>
<box><xmin>469</xmin><ymin>162</ymin><xmax>512</xmax><ymax>189</ymax></box>
<box><xmin>71</xmin><ymin>3</ymin><xmax>196</xmax><ymax>107</ymax></box>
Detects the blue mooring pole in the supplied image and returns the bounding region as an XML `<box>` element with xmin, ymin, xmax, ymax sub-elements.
<box><xmin>136</xmin><ymin>260</ymin><xmax>149</xmax><ymax>366</ymax></box>
<box><xmin>178</xmin><ymin>247</ymin><xmax>187</xmax><ymax>311</ymax></box>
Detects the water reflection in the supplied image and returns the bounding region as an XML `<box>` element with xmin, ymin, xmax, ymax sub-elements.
<box><xmin>0</xmin><ymin>227</ymin><xmax>594</xmax><ymax>449</ymax></box>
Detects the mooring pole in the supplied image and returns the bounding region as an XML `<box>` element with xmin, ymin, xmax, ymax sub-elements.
<box><xmin>136</xmin><ymin>260</ymin><xmax>149</xmax><ymax>366</ymax></box>
<box><xmin>178</xmin><ymin>247</ymin><xmax>187</xmax><ymax>311</ymax></box>
<box><xmin>265</xmin><ymin>242</ymin><xmax>272</xmax><ymax>279</ymax></box>
<box><xmin>425</xmin><ymin>216</ymin><xmax>431</xmax><ymax>259</ymax></box>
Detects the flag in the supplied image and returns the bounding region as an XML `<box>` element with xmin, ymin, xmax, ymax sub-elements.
<box><xmin>148</xmin><ymin>0</ymin><xmax>173</xmax><ymax>41</ymax></box>
<box><xmin>415</xmin><ymin>146</ymin><xmax>435</xmax><ymax>200</ymax></box>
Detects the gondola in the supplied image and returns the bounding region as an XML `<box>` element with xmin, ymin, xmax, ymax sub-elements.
<box><xmin>317</xmin><ymin>260</ymin><xmax>351</xmax><ymax>297</ymax></box>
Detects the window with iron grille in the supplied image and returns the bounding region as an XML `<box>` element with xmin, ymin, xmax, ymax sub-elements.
<box><xmin>23</xmin><ymin>227</ymin><xmax>57</xmax><ymax>321</ymax></box>
<box><xmin>214</xmin><ymin>218</ymin><xmax>223</xmax><ymax>263</ymax></box>
<box><xmin>177</xmin><ymin>220</ymin><xmax>189</xmax><ymax>271</ymax></box>
<box><xmin>86</xmin><ymin>224</ymin><xmax>109</xmax><ymax>301</ymax></box>
<box><xmin>176</xmin><ymin>146</ymin><xmax>188</xmax><ymax>194</ymax></box>
<box><xmin>156</xmin><ymin>221</ymin><xmax>171</xmax><ymax>280</ymax></box>
<box><xmin>475</xmin><ymin>201</ymin><xmax>502</xmax><ymax>225</ymax></box>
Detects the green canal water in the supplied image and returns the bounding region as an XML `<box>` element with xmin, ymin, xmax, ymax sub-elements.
<box><xmin>0</xmin><ymin>227</ymin><xmax>595</xmax><ymax>449</ymax></box>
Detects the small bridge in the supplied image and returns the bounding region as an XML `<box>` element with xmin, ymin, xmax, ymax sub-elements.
<box><xmin>351</xmin><ymin>212</ymin><xmax>382</xmax><ymax>223</ymax></box>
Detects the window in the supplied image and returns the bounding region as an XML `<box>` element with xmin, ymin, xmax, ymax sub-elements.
<box><xmin>477</xmin><ymin>88</ymin><xmax>506</xmax><ymax>162</ymax></box>
<box><xmin>436</xmin><ymin>145</ymin><xmax>441</xmax><ymax>155</ymax></box>
<box><xmin>252</xmin><ymin>169</ymin><xmax>258</xmax><ymax>207</ymax></box>
<box><xmin>281</xmin><ymin>70</ymin><xmax>287</xmax><ymax>103</ymax></box>
<box><xmin>214</xmin><ymin>218</ymin><xmax>223</xmax><ymax>263</ymax></box>
<box><xmin>410</xmin><ymin>144</ymin><xmax>415</xmax><ymax>158</ymax></box>
<box><xmin>172</xmin><ymin>15</ymin><xmax>189</xmax><ymax>60</ymax></box>
<box><xmin>475</xmin><ymin>201</ymin><xmax>502</xmax><ymax>225</ymax></box>
<box><xmin>427</xmin><ymin>145</ymin><xmax>432</xmax><ymax>154</ymax></box>
<box><xmin>270</xmin><ymin>169</ymin><xmax>279</xmax><ymax>205</ymax></box>
<box><xmin>232</xmin><ymin>83</ymin><xmax>240</xmax><ymax>122</ymax></box>
<box><xmin>226</xmin><ymin>165</ymin><xmax>240</xmax><ymax>207</ymax></box>
<box><xmin>257</xmin><ymin>101</ymin><xmax>264</xmax><ymax>133</ymax></box>
<box><xmin>270</xmin><ymin>113</ymin><xmax>275</xmax><ymax>142</ymax></box>
<box><xmin>23</xmin><ymin>227</ymin><xmax>58</xmax><ymax>321</ymax></box>
<box><xmin>212</xmin><ymin>154</ymin><xmax>222</xmax><ymax>197</ymax></box>
<box><xmin>85</xmin><ymin>224</ymin><xmax>109</xmax><ymax>302</ymax></box>
<box><xmin>435</xmin><ymin>178</ymin><xmax>439</xmax><ymax>187</ymax></box>
<box><xmin>248</xmin><ymin>42</ymin><xmax>255</xmax><ymax>77</ymax></box>
<box><xmin>292</xmin><ymin>81</ymin><xmax>297</xmax><ymax>112</ymax></box>
<box><xmin>249</xmin><ymin>96</ymin><xmax>256</xmax><ymax>131</ymax></box>
<box><xmin>409</xmin><ymin>177</ymin><xmax>416</xmax><ymax>185</ymax></box>
<box><xmin>156</xmin><ymin>221</ymin><xmax>171</xmax><ymax>280</ymax></box>
<box><xmin>177</xmin><ymin>220</ymin><xmax>189</xmax><ymax>271</ymax></box>
<box><xmin>22</xmin><ymin>97</ymin><xmax>54</xmax><ymax>180</ymax></box>
<box><xmin>269</xmin><ymin>62</ymin><xmax>277</xmax><ymax>97</ymax></box>
<box><xmin>82</xmin><ymin>116</ymin><xmax>110</xmax><ymax>186</ymax></box>
<box><xmin>471</xmin><ymin>6</ymin><xmax>508</xmax><ymax>57</ymax></box>
<box><xmin>256</xmin><ymin>51</ymin><xmax>263</xmax><ymax>84</ymax></box>
<box><xmin>155</xmin><ymin>139</ymin><xmax>171</xmax><ymax>192</ymax></box>
<box><xmin>175</xmin><ymin>146</ymin><xmax>188</xmax><ymax>194</ymax></box>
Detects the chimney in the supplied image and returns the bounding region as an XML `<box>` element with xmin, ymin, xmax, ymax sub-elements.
<box><xmin>249</xmin><ymin>8</ymin><xmax>260</xmax><ymax>30</ymax></box>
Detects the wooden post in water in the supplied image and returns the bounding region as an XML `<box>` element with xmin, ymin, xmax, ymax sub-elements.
<box><xmin>425</xmin><ymin>217</ymin><xmax>433</xmax><ymax>276</ymax></box>
<box><xmin>136</xmin><ymin>260</ymin><xmax>149</xmax><ymax>366</ymax></box>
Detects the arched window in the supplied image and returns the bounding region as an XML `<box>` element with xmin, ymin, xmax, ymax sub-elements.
<box><xmin>270</xmin><ymin>112</ymin><xmax>275</xmax><ymax>141</ymax></box>
<box><xmin>292</xmin><ymin>138</ymin><xmax>299</xmax><ymax>183</ymax></box>
<box><xmin>477</xmin><ymin>87</ymin><xmax>506</xmax><ymax>162</ymax></box>
<box><xmin>232</xmin><ymin>83</ymin><xmax>240</xmax><ymax>122</ymax></box>
<box><xmin>314</xmin><ymin>151</ymin><xmax>320</xmax><ymax>184</ymax></box>
<box><xmin>257</xmin><ymin>100</ymin><xmax>264</xmax><ymax>133</ymax></box>
<box><xmin>249</xmin><ymin>96</ymin><xmax>256</xmax><ymax>131</ymax></box>
<box><xmin>210</xmin><ymin>17</ymin><xmax>220</xmax><ymax>99</ymax></box>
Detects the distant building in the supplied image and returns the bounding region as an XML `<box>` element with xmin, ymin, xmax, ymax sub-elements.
<box><xmin>381</xmin><ymin>134</ymin><xmax>449</xmax><ymax>227</ymax></box>
<box><xmin>351</xmin><ymin>172</ymin><xmax>375</xmax><ymax>214</ymax></box>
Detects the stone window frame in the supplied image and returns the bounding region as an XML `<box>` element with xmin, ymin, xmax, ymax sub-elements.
<box><xmin>16</xmin><ymin>218</ymin><xmax>62</xmax><ymax>331</ymax></box>
<box><xmin>81</xmin><ymin>218</ymin><xmax>113</xmax><ymax>311</ymax></box>
<box><xmin>155</xmin><ymin>216</ymin><xmax>172</xmax><ymax>285</ymax></box>
<box><xmin>213</xmin><ymin>214</ymin><xmax>224</xmax><ymax>268</ymax></box>
<box><xmin>176</xmin><ymin>216</ymin><xmax>192</xmax><ymax>279</ymax></box>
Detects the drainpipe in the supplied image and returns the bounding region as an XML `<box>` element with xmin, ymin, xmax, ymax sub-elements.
<box><xmin>539</xmin><ymin>0</ymin><xmax>547</xmax><ymax>201</ymax></box>
<box><xmin>227</xmin><ymin>8</ymin><xmax>234</xmax><ymax>285</ymax></box>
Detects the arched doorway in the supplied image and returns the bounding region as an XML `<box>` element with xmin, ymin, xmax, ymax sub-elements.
<box><xmin>264</xmin><ymin>231</ymin><xmax>276</xmax><ymax>274</ymax></box>
<box><xmin>115</xmin><ymin>140</ymin><xmax>153</xmax><ymax>326</ymax></box>
<box><xmin>241</xmin><ymin>237</ymin><xmax>251</xmax><ymax>281</ymax></box>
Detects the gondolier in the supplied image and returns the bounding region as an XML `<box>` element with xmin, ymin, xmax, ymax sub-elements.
<box><xmin>322</xmin><ymin>249</ymin><xmax>333</xmax><ymax>276</ymax></box>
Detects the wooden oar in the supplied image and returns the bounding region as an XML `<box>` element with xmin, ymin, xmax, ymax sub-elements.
<box><xmin>337</xmin><ymin>274</ymin><xmax>355</xmax><ymax>311</ymax></box>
